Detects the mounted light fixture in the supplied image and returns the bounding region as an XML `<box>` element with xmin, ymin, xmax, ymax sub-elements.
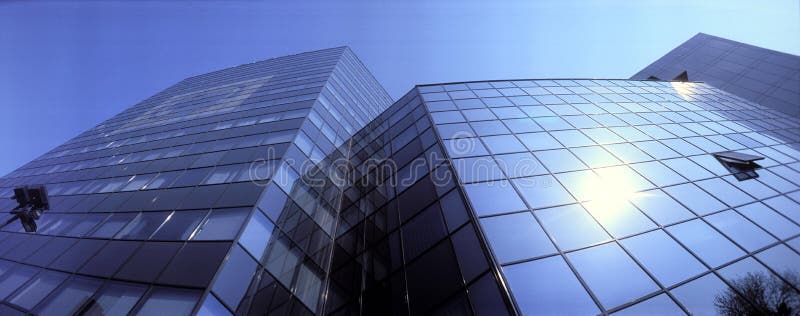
<box><xmin>5</xmin><ymin>185</ymin><xmax>50</xmax><ymax>232</ymax></box>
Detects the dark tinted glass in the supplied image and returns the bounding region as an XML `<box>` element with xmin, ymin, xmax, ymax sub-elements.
<box><xmin>151</xmin><ymin>210</ymin><xmax>208</xmax><ymax>240</ymax></box>
<box><xmin>80</xmin><ymin>281</ymin><xmax>147</xmax><ymax>316</ymax></box>
<box><xmin>135</xmin><ymin>287</ymin><xmax>201</xmax><ymax>316</ymax></box>
<box><xmin>192</xmin><ymin>208</ymin><xmax>249</xmax><ymax>240</ymax></box>
<box><xmin>212</xmin><ymin>246</ymin><xmax>259</xmax><ymax>310</ymax></box>
<box><xmin>35</xmin><ymin>276</ymin><xmax>102</xmax><ymax>316</ymax></box>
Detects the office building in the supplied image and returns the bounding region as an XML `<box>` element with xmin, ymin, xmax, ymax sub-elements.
<box><xmin>1</xmin><ymin>45</ymin><xmax>799</xmax><ymax>315</ymax></box>
<box><xmin>632</xmin><ymin>33</ymin><xmax>800</xmax><ymax>117</ymax></box>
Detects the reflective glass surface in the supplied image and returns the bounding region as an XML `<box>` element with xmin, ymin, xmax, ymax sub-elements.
<box><xmin>421</xmin><ymin>79</ymin><xmax>800</xmax><ymax>315</ymax></box>
<box><xmin>1</xmin><ymin>49</ymin><xmax>799</xmax><ymax>315</ymax></box>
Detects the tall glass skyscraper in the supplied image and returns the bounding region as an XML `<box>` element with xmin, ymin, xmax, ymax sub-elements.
<box><xmin>0</xmin><ymin>47</ymin><xmax>395</xmax><ymax>315</ymax></box>
<box><xmin>1</xmin><ymin>45</ymin><xmax>799</xmax><ymax>315</ymax></box>
<box><xmin>632</xmin><ymin>33</ymin><xmax>800</xmax><ymax>117</ymax></box>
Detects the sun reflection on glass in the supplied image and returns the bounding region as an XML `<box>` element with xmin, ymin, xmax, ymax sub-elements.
<box><xmin>581</xmin><ymin>167</ymin><xmax>652</xmax><ymax>226</ymax></box>
<box><xmin>671</xmin><ymin>81</ymin><xmax>695</xmax><ymax>101</ymax></box>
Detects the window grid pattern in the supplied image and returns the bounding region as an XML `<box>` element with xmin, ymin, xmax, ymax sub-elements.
<box><xmin>322</xmin><ymin>89</ymin><xmax>515</xmax><ymax>315</ymax></box>
<box><xmin>0</xmin><ymin>47</ymin><xmax>393</xmax><ymax>315</ymax></box>
<box><xmin>204</xmin><ymin>47</ymin><xmax>393</xmax><ymax>315</ymax></box>
<box><xmin>632</xmin><ymin>33</ymin><xmax>800</xmax><ymax>117</ymax></box>
<box><xmin>0</xmin><ymin>43</ymin><xmax>797</xmax><ymax>315</ymax></box>
<box><xmin>421</xmin><ymin>79</ymin><xmax>800</xmax><ymax>315</ymax></box>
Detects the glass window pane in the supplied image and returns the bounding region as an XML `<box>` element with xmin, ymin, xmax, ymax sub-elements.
<box><xmin>143</xmin><ymin>170</ymin><xmax>183</xmax><ymax>190</ymax></box>
<box><xmin>604</xmin><ymin>143</ymin><xmax>652</xmax><ymax>164</ymax></box>
<box><xmin>629</xmin><ymin>189</ymin><xmax>694</xmax><ymax>225</ymax></box>
<box><xmin>670</xmin><ymin>273</ymin><xmax>730</xmax><ymax>316</ymax></box>
<box><xmin>705</xmin><ymin>210</ymin><xmax>777</xmax><ymax>252</ymax></box>
<box><xmin>758</xmin><ymin>169</ymin><xmax>799</xmax><ymax>193</ymax></box>
<box><xmin>630</xmin><ymin>161</ymin><xmax>686</xmax><ymax>187</ymax></box>
<box><xmin>696</xmin><ymin>178</ymin><xmax>754</xmax><ymax>207</ymax></box>
<box><xmin>754</xmin><ymin>244</ymin><xmax>800</xmax><ymax>276</ymax></box>
<box><xmin>8</xmin><ymin>270</ymin><xmax>67</xmax><ymax>310</ymax></box>
<box><xmin>136</xmin><ymin>287</ymin><xmax>201</xmax><ymax>316</ymax></box>
<box><xmin>621</xmin><ymin>230</ymin><xmax>706</xmax><ymax>286</ymax></box>
<box><xmin>663</xmin><ymin>183</ymin><xmax>726</xmax><ymax>216</ymax></box>
<box><xmin>0</xmin><ymin>265</ymin><xmax>37</xmax><ymax>299</ymax></box>
<box><xmin>115</xmin><ymin>242</ymin><xmax>182</xmax><ymax>283</ymax></box>
<box><xmin>493</xmin><ymin>152</ymin><xmax>547</xmax><ymax>178</ymax></box>
<box><xmin>115</xmin><ymin>212</ymin><xmax>170</xmax><ymax>240</ymax></box>
<box><xmin>563</xmin><ymin>114</ymin><xmax>601</xmax><ymax>128</ymax></box>
<box><xmin>192</xmin><ymin>208</ymin><xmax>250</xmax><ymax>241</ymax></box>
<box><xmin>535</xmin><ymin>149</ymin><xmax>587</xmax><ymax>173</ymax></box>
<box><xmin>612</xmin><ymin>294</ymin><xmax>683</xmax><ymax>316</ymax></box>
<box><xmin>662</xmin><ymin>157</ymin><xmax>714</xmax><ymax>181</ymax></box>
<box><xmin>513</xmin><ymin>176</ymin><xmax>575</xmax><ymax>210</ymax></box>
<box><xmin>0</xmin><ymin>265</ymin><xmax>39</xmax><ymax>300</ymax></box>
<box><xmin>717</xmin><ymin>257</ymin><xmax>774</xmax><ymax>285</ymax></box>
<box><xmin>737</xmin><ymin>202</ymin><xmax>800</xmax><ymax>240</ymax></box>
<box><xmin>763</xmin><ymin>195</ymin><xmax>800</xmax><ymax>223</ymax></box>
<box><xmin>151</xmin><ymin>210</ymin><xmax>208</xmax><ymax>240</ymax></box>
<box><xmin>503</xmin><ymin>118</ymin><xmax>541</xmax><ymax>133</ymax></box>
<box><xmin>568</xmin><ymin>242</ymin><xmax>659</xmax><ymax>309</ymax></box>
<box><xmin>212</xmin><ymin>246</ymin><xmax>258</xmax><ymax>310</ymax></box>
<box><xmin>667</xmin><ymin>219</ymin><xmax>745</xmax><ymax>267</ymax></box>
<box><xmin>462</xmin><ymin>108</ymin><xmax>496</xmax><ymax>121</ymax></box>
<box><xmin>80</xmin><ymin>282</ymin><xmax>147</xmax><ymax>316</ymax></box>
<box><xmin>171</xmin><ymin>167</ymin><xmax>212</xmax><ymax>188</ymax></box>
<box><xmin>239</xmin><ymin>211</ymin><xmax>275</xmax><ymax>260</ymax></box>
<box><xmin>519</xmin><ymin>105</ymin><xmax>554</xmax><ymax>117</ymax></box>
<box><xmin>204</xmin><ymin>165</ymin><xmax>241</xmax><ymax>185</ymax></box>
<box><xmin>594</xmin><ymin>165</ymin><xmax>654</xmax><ymax>192</ymax></box>
<box><xmin>36</xmin><ymin>276</ymin><xmax>102</xmax><ymax>316</ymax></box>
<box><xmin>452</xmin><ymin>156</ymin><xmax>505</xmax><ymax>183</ymax></box>
<box><xmin>293</xmin><ymin>263</ymin><xmax>324</xmax><ymax>312</ymax></box>
<box><xmin>448</xmin><ymin>225</ymin><xmax>487</xmax><ymax>283</ymax></box>
<box><xmin>689</xmin><ymin>154</ymin><xmax>729</xmax><ymax>176</ymax></box>
<box><xmin>463</xmin><ymin>180</ymin><xmax>527</xmax><ymax>216</ymax></box>
<box><xmin>121</xmin><ymin>174</ymin><xmax>155</xmax><ymax>191</ymax></box>
<box><xmin>550</xmin><ymin>130</ymin><xmax>595</xmax><ymax>147</ymax></box>
<box><xmin>516</xmin><ymin>132</ymin><xmax>562</xmax><ymax>151</ymax></box>
<box><xmin>481</xmin><ymin>212</ymin><xmax>556</xmax><ymax>263</ymax></box>
<box><xmin>436</xmin><ymin>123</ymin><xmax>475</xmax><ymax>139</ymax></box>
<box><xmin>467</xmin><ymin>272</ymin><xmax>512</xmax><ymax>316</ymax></box>
<box><xmin>635</xmin><ymin>141</ymin><xmax>680</xmax><ymax>159</ymax></box>
<box><xmin>583</xmin><ymin>128</ymin><xmax>624</xmax><ymax>145</ymax></box>
<box><xmin>583</xmin><ymin>200</ymin><xmax>656</xmax><ymax>238</ymax></box>
<box><xmin>727</xmin><ymin>176</ymin><xmax>778</xmax><ymax>200</ymax></box>
<box><xmin>555</xmin><ymin>170</ymin><xmax>602</xmax><ymax>202</ymax></box>
<box><xmin>504</xmin><ymin>256</ymin><xmax>598</xmax><ymax>315</ymax></box>
<box><xmin>444</xmin><ymin>138</ymin><xmax>489</xmax><ymax>158</ymax></box>
<box><xmin>89</xmin><ymin>213</ymin><xmax>137</xmax><ymax>238</ymax></box>
<box><xmin>571</xmin><ymin>146</ymin><xmax>622</xmax><ymax>168</ymax></box>
<box><xmin>197</xmin><ymin>294</ymin><xmax>231</xmax><ymax>316</ymax></box>
<box><xmin>611</xmin><ymin>127</ymin><xmax>651</xmax><ymax>142</ymax></box>
<box><xmin>661</xmin><ymin>138</ymin><xmax>703</xmax><ymax>156</ymax></box>
<box><xmin>481</xmin><ymin>135</ymin><xmax>526</xmax><ymax>154</ymax></box>
<box><xmin>534</xmin><ymin>116</ymin><xmax>572</xmax><ymax>130</ymax></box>
<box><xmin>537</xmin><ymin>204</ymin><xmax>610</xmax><ymax>251</ymax></box>
<box><xmin>470</xmin><ymin>120</ymin><xmax>510</xmax><ymax>136</ymax></box>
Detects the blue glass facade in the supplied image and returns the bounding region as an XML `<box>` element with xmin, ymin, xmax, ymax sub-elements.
<box><xmin>417</xmin><ymin>79</ymin><xmax>800</xmax><ymax>314</ymax></box>
<box><xmin>0</xmin><ymin>47</ymin><xmax>394</xmax><ymax>315</ymax></box>
<box><xmin>1</xmin><ymin>45</ymin><xmax>799</xmax><ymax>315</ymax></box>
<box><xmin>633</xmin><ymin>33</ymin><xmax>800</xmax><ymax>117</ymax></box>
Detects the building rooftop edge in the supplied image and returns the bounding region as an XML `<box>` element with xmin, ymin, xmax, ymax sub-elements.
<box><xmin>414</xmin><ymin>78</ymin><xmax>706</xmax><ymax>88</ymax></box>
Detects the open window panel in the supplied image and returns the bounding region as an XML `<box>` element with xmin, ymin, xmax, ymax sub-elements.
<box><xmin>713</xmin><ymin>151</ymin><xmax>764</xmax><ymax>181</ymax></box>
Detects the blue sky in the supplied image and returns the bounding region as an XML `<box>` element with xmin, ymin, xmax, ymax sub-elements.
<box><xmin>0</xmin><ymin>0</ymin><xmax>798</xmax><ymax>176</ymax></box>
